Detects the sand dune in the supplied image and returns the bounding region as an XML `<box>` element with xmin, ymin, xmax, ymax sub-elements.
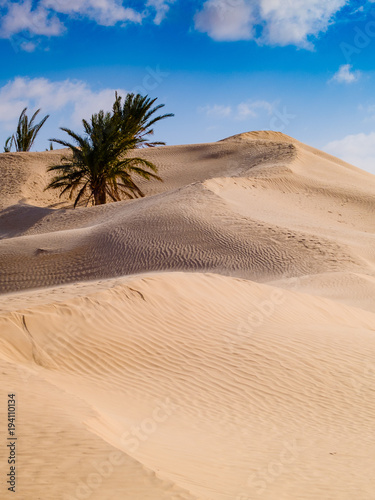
<box><xmin>1</xmin><ymin>273</ymin><xmax>375</xmax><ymax>499</ymax></box>
<box><xmin>0</xmin><ymin>132</ymin><xmax>374</xmax><ymax>294</ymax></box>
<box><xmin>0</xmin><ymin>131</ymin><xmax>375</xmax><ymax>499</ymax></box>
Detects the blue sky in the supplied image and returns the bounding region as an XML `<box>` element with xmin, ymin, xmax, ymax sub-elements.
<box><xmin>1</xmin><ymin>0</ymin><xmax>375</xmax><ymax>173</ymax></box>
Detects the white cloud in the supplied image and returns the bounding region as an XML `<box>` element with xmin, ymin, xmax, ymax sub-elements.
<box><xmin>199</xmin><ymin>104</ymin><xmax>232</xmax><ymax>117</ymax></box>
<box><xmin>146</xmin><ymin>0</ymin><xmax>176</xmax><ymax>25</ymax></box>
<box><xmin>41</xmin><ymin>0</ymin><xmax>142</xmax><ymax>26</ymax></box>
<box><xmin>0</xmin><ymin>77</ymin><xmax>127</xmax><ymax>128</ymax></box>
<box><xmin>330</xmin><ymin>64</ymin><xmax>361</xmax><ymax>84</ymax></box>
<box><xmin>358</xmin><ymin>103</ymin><xmax>375</xmax><ymax>121</ymax></box>
<box><xmin>71</xmin><ymin>88</ymin><xmax>122</xmax><ymax>124</ymax></box>
<box><xmin>194</xmin><ymin>0</ymin><xmax>255</xmax><ymax>42</ymax></box>
<box><xmin>0</xmin><ymin>0</ymin><xmax>64</xmax><ymax>37</ymax></box>
<box><xmin>195</xmin><ymin>0</ymin><xmax>349</xmax><ymax>47</ymax></box>
<box><xmin>0</xmin><ymin>0</ymin><xmax>353</xmax><ymax>48</ymax></box>
<box><xmin>236</xmin><ymin>100</ymin><xmax>274</xmax><ymax>120</ymax></box>
<box><xmin>0</xmin><ymin>0</ymin><xmax>173</xmax><ymax>44</ymax></box>
<box><xmin>19</xmin><ymin>40</ymin><xmax>38</xmax><ymax>52</ymax></box>
<box><xmin>325</xmin><ymin>132</ymin><xmax>375</xmax><ymax>174</ymax></box>
<box><xmin>199</xmin><ymin>99</ymin><xmax>275</xmax><ymax>120</ymax></box>
<box><xmin>258</xmin><ymin>0</ymin><xmax>347</xmax><ymax>48</ymax></box>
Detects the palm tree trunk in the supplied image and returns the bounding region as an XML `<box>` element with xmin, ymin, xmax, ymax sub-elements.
<box><xmin>93</xmin><ymin>188</ymin><xmax>106</xmax><ymax>205</ymax></box>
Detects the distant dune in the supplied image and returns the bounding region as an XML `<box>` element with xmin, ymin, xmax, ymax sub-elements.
<box><xmin>0</xmin><ymin>131</ymin><xmax>374</xmax><ymax>499</ymax></box>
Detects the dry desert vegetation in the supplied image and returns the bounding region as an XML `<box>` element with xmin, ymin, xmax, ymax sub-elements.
<box><xmin>0</xmin><ymin>130</ymin><xmax>375</xmax><ymax>499</ymax></box>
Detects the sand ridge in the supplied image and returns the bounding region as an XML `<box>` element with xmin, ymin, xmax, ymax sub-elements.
<box><xmin>0</xmin><ymin>131</ymin><xmax>375</xmax><ymax>499</ymax></box>
<box><xmin>0</xmin><ymin>131</ymin><xmax>374</xmax><ymax>294</ymax></box>
<box><xmin>0</xmin><ymin>273</ymin><xmax>375</xmax><ymax>499</ymax></box>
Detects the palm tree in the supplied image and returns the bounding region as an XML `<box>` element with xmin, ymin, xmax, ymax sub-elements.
<box><xmin>113</xmin><ymin>92</ymin><xmax>174</xmax><ymax>147</ymax></box>
<box><xmin>45</xmin><ymin>109</ymin><xmax>163</xmax><ymax>207</ymax></box>
<box><xmin>3</xmin><ymin>136</ymin><xmax>13</xmax><ymax>152</ymax></box>
<box><xmin>12</xmin><ymin>107</ymin><xmax>49</xmax><ymax>152</ymax></box>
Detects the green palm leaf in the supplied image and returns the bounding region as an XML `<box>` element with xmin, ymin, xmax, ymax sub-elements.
<box><xmin>45</xmin><ymin>93</ymin><xmax>173</xmax><ymax>206</ymax></box>
<box><xmin>12</xmin><ymin>107</ymin><xmax>49</xmax><ymax>152</ymax></box>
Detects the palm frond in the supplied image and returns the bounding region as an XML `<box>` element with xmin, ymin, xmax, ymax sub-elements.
<box><xmin>13</xmin><ymin>107</ymin><xmax>49</xmax><ymax>152</ymax></box>
<box><xmin>45</xmin><ymin>93</ymin><xmax>172</xmax><ymax>206</ymax></box>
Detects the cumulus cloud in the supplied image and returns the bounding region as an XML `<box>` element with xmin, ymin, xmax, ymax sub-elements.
<box><xmin>0</xmin><ymin>0</ymin><xmax>64</xmax><ymax>38</ymax></box>
<box><xmin>0</xmin><ymin>77</ymin><xmax>127</xmax><ymax>128</ymax></box>
<box><xmin>0</xmin><ymin>0</ymin><xmax>353</xmax><ymax>48</ymax></box>
<box><xmin>259</xmin><ymin>0</ymin><xmax>348</xmax><ymax>48</ymax></box>
<box><xmin>41</xmin><ymin>0</ymin><xmax>142</xmax><ymax>26</ymax></box>
<box><xmin>358</xmin><ymin>103</ymin><xmax>375</xmax><ymax>121</ymax></box>
<box><xmin>236</xmin><ymin>100</ymin><xmax>274</xmax><ymax>119</ymax></box>
<box><xmin>0</xmin><ymin>0</ymin><xmax>175</xmax><ymax>45</ymax></box>
<box><xmin>194</xmin><ymin>0</ymin><xmax>255</xmax><ymax>41</ymax></box>
<box><xmin>199</xmin><ymin>99</ymin><xmax>275</xmax><ymax>120</ymax></box>
<box><xmin>325</xmin><ymin>132</ymin><xmax>375</xmax><ymax>174</ymax></box>
<box><xmin>19</xmin><ymin>41</ymin><xmax>38</xmax><ymax>52</ymax></box>
<box><xmin>146</xmin><ymin>0</ymin><xmax>176</xmax><ymax>25</ymax></box>
<box><xmin>330</xmin><ymin>64</ymin><xmax>361</xmax><ymax>83</ymax></box>
<box><xmin>199</xmin><ymin>104</ymin><xmax>232</xmax><ymax>117</ymax></box>
<box><xmin>195</xmin><ymin>0</ymin><xmax>349</xmax><ymax>48</ymax></box>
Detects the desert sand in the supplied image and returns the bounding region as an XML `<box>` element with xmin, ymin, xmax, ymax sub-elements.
<box><xmin>0</xmin><ymin>131</ymin><xmax>374</xmax><ymax>499</ymax></box>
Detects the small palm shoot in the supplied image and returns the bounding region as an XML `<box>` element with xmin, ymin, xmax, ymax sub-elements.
<box><xmin>13</xmin><ymin>107</ymin><xmax>49</xmax><ymax>152</ymax></box>
<box><xmin>4</xmin><ymin>136</ymin><xmax>13</xmax><ymax>152</ymax></box>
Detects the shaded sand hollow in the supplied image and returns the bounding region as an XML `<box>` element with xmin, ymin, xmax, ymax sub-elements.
<box><xmin>0</xmin><ymin>131</ymin><xmax>374</xmax><ymax>499</ymax></box>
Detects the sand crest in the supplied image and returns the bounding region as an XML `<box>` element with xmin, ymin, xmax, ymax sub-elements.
<box><xmin>0</xmin><ymin>132</ymin><xmax>374</xmax><ymax>499</ymax></box>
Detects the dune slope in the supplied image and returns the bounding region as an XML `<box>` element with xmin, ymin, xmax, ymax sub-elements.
<box><xmin>1</xmin><ymin>273</ymin><xmax>375</xmax><ymax>499</ymax></box>
<box><xmin>0</xmin><ymin>131</ymin><xmax>375</xmax><ymax>499</ymax></box>
<box><xmin>0</xmin><ymin>131</ymin><xmax>374</xmax><ymax>294</ymax></box>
